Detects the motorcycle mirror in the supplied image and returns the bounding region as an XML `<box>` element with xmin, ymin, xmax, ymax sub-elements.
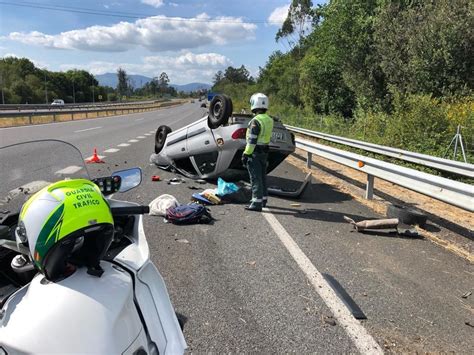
<box><xmin>112</xmin><ymin>168</ymin><xmax>142</xmax><ymax>193</ymax></box>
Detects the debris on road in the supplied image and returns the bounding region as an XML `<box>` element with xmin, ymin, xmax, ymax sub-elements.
<box><xmin>304</xmin><ymin>232</ymin><xmax>311</xmax><ymax>236</ymax></box>
<box><xmin>322</xmin><ymin>315</ymin><xmax>336</xmax><ymax>326</ymax></box>
<box><xmin>167</xmin><ymin>177</ymin><xmax>186</xmax><ymax>185</ymax></box>
<box><xmin>465</xmin><ymin>321</ymin><xmax>474</xmax><ymax>328</ymax></box>
<box><xmin>175</xmin><ymin>238</ymin><xmax>190</xmax><ymax>244</ymax></box>
<box><xmin>188</xmin><ymin>186</ymin><xmax>200</xmax><ymax>190</ymax></box>
<box><xmin>166</xmin><ymin>203</ymin><xmax>214</xmax><ymax>225</ymax></box>
<box><xmin>151</xmin><ymin>175</ymin><xmax>161</xmax><ymax>181</ymax></box>
<box><xmin>149</xmin><ymin>194</ymin><xmax>179</xmax><ymax>216</ymax></box>
<box><xmin>216</xmin><ymin>177</ymin><xmax>239</xmax><ymax>196</ymax></box>
<box><xmin>291</xmin><ymin>203</ymin><xmax>301</xmax><ymax>207</ymax></box>
<box><xmin>191</xmin><ymin>193</ymin><xmax>213</xmax><ymax>205</ymax></box>
<box><xmin>268</xmin><ymin>172</ymin><xmax>312</xmax><ymax>198</ymax></box>
<box><xmin>461</xmin><ymin>291</ymin><xmax>472</xmax><ymax>299</ymax></box>
<box><xmin>246</xmin><ymin>261</ymin><xmax>256</xmax><ymax>267</ymax></box>
<box><xmin>344</xmin><ymin>216</ymin><xmax>399</xmax><ymax>232</ymax></box>
<box><xmin>196</xmin><ymin>179</ymin><xmax>206</xmax><ymax>184</ymax></box>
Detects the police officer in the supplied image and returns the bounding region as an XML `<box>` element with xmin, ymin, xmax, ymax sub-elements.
<box><xmin>242</xmin><ymin>93</ymin><xmax>273</xmax><ymax>212</ymax></box>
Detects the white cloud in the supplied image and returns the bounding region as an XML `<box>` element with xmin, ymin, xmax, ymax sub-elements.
<box><xmin>141</xmin><ymin>0</ymin><xmax>164</xmax><ymax>8</ymax></box>
<box><xmin>8</xmin><ymin>13</ymin><xmax>257</xmax><ymax>52</ymax></box>
<box><xmin>169</xmin><ymin>2</ymin><xmax>179</xmax><ymax>7</ymax></box>
<box><xmin>268</xmin><ymin>4</ymin><xmax>290</xmax><ymax>26</ymax></box>
<box><xmin>59</xmin><ymin>52</ymin><xmax>232</xmax><ymax>84</ymax></box>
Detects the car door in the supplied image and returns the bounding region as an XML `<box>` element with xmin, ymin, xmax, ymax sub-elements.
<box><xmin>186</xmin><ymin>122</ymin><xmax>219</xmax><ymax>176</ymax></box>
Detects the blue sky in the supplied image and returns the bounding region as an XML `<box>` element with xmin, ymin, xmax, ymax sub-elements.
<box><xmin>0</xmin><ymin>0</ymin><xmax>325</xmax><ymax>84</ymax></box>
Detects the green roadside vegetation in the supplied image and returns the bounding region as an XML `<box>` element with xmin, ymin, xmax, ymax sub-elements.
<box><xmin>0</xmin><ymin>59</ymin><xmax>193</xmax><ymax>105</ymax></box>
<box><xmin>212</xmin><ymin>0</ymin><xmax>473</xmax><ymax>166</ymax></box>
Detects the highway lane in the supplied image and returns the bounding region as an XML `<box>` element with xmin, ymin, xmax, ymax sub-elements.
<box><xmin>1</xmin><ymin>103</ymin><xmax>473</xmax><ymax>353</ymax></box>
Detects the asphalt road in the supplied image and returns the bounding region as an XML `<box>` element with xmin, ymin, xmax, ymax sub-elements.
<box><xmin>1</xmin><ymin>103</ymin><xmax>473</xmax><ymax>353</ymax></box>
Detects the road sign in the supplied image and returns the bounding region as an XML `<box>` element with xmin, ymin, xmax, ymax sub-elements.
<box><xmin>98</xmin><ymin>95</ymin><xmax>102</xmax><ymax>100</ymax></box>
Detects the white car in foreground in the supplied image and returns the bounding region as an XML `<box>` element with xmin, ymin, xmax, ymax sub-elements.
<box><xmin>150</xmin><ymin>95</ymin><xmax>296</xmax><ymax>180</ymax></box>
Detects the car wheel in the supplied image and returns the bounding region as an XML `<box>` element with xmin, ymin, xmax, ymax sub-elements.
<box><xmin>155</xmin><ymin>125</ymin><xmax>172</xmax><ymax>154</ymax></box>
<box><xmin>386</xmin><ymin>204</ymin><xmax>427</xmax><ymax>227</ymax></box>
<box><xmin>208</xmin><ymin>94</ymin><xmax>232</xmax><ymax>129</ymax></box>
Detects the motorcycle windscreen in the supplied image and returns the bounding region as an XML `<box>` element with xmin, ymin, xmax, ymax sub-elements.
<box><xmin>0</xmin><ymin>140</ymin><xmax>89</xmax><ymax>214</ymax></box>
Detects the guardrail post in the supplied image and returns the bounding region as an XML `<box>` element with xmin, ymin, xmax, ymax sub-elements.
<box><xmin>365</xmin><ymin>174</ymin><xmax>374</xmax><ymax>200</ymax></box>
<box><xmin>306</xmin><ymin>152</ymin><xmax>312</xmax><ymax>169</ymax></box>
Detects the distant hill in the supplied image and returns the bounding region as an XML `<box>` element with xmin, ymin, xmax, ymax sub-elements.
<box><xmin>95</xmin><ymin>73</ymin><xmax>210</xmax><ymax>93</ymax></box>
<box><xmin>171</xmin><ymin>82</ymin><xmax>211</xmax><ymax>92</ymax></box>
<box><xmin>95</xmin><ymin>73</ymin><xmax>153</xmax><ymax>88</ymax></box>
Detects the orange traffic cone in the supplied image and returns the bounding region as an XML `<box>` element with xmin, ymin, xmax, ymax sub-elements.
<box><xmin>85</xmin><ymin>148</ymin><xmax>105</xmax><ymax>164</ymax></box>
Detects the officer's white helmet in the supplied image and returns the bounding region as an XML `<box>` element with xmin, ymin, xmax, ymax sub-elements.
<box><xmin>250</xmin><ymin>93</ymin><xmax>269</xmax><ymax>112</ymax></box>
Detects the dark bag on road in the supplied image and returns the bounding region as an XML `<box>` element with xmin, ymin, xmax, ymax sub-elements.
<box><xmin>166</xmin><ymin>203</ymin><xmax>214</xmax><ymax>225</ymax></box>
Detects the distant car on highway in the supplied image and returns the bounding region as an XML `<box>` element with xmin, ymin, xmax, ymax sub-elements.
<box><xmin>51</xmin><ymin>99</ymin><xmax>65</xmax><ymax>106</ymax></box>
<box><xmin>150</xmin><ymin>94</ymin><xmax>295</xmax><ymax>180</ymax></box>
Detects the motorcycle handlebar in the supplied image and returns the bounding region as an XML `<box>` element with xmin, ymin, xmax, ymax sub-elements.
<box><xmin>111</xmin><ymin>206</ymin><xmax>150</xmax><ymax>216</ymax></box>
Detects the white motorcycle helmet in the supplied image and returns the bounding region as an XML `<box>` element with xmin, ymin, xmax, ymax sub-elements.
<box><xmin>250</xmin><ymin>93</ymin><xmax>269</xmax><ymax>113</ymax></box>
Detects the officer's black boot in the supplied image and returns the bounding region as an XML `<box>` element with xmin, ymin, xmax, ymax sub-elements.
<box><xmin>245</xmin><ymin>202</ymin><xmax>262</xmax><ymax>212</ymax></box>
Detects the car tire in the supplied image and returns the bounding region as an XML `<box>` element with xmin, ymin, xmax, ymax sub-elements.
<box><xmin>208</xmin><ymin>94</ymin><xmax>232</xmax><ymax>129</ymax></box>
<box><xmin>155</xmin><ymin>125</ymin><xmax>172</xmax><ymax>154</ymax></box>
<box><xmin>386</xmin><ymin>204</ymin><xmax>427</xmax><ymax>227</ymax></box>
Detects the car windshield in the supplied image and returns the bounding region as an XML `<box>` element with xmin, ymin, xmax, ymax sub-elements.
<box><xmin>0</xmin><ymin>140</ymin><xmax>89</xmax><ymax>215</ymax></box>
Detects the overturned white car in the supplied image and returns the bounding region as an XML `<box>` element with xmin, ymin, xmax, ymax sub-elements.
<box><xmin>150</xmin><ymin>95</ymin><xmax>296</xmax><ymax>180</ymax></box>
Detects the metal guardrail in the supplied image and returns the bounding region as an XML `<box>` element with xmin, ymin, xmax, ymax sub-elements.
<box><xmin>296</xmin><ymin>138</ymin><xmax>474</xmax><ymax>212</ymax></box>
<box><xmin>286</xmin><ymin>125</ymin><xmax>474</xmax><ymax>178</ymax></box>
<box><xmin>0</xmin><ymin>101</ymin><xmax>181</xmax><ymax>118</ymax></box>
<box><xmin>0</xmin><ymin>100</ymin><xmax>159</xmax><ymax>112</ymax></box>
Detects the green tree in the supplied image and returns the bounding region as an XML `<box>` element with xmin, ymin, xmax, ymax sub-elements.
<box><xmin>158</xmin><ymin>72</ymin><xmax>170</xmax><ymax>94</ymax></box>
<box><xmin>374</xmin><ymin>0</ymin><xmax>473</xmax><ymax>97</ymax></box>
<box><xmin>275</xmin><ymin>0</ymin><xmax>318</xmax><ymax>49</ymax></box>
<box><xmin>116</xmin><ymin>67</ymin><xmax>128</xmax><ymax>99</ymax></box>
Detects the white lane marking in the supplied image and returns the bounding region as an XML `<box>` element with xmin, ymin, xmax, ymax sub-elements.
<box><xmin>144</xmin><ymin>133</ymin><xmax>151</xmax><ymax>136</ymax></box>
<box><xmin>55</xmin><ymin>166</ymin><xmax>83</xmax><ymax>175</ymax></box>
<box><xmin>128</xmin><ymin>139</ymin><xmax>139</xmax><ymax>143</ymax></box>
<box><xmin>262</xmin><ymin>211</ymin><xmax>383</xmax><ymax>354</ymax></box>
<box><xmin>74</xmin><ymin>126</ymin><xmax>102</xmax><ymax>133</ymax></box>
<box><xmin>104</xmin><ymin>148</ymin><xmax>120</xmax><ymax>153</ymax></box>
<box><xmin>149</xmin><ymin>130</ymin><xmax>154</xmax><ymax>133</ymax></box>
<box><xmin>118</xmin><ymin>143</ymin><xmax>130</xmax><ymax>147</ymax></box>
<box><xmin>136</xmin><ymin>118</ymin><xmax>144</xmax><ymax>121</ymax></box>
<box><xmin>137</xmin><ymin>136</ymin><xmax>146</xmax><ymax>139</ymax></box>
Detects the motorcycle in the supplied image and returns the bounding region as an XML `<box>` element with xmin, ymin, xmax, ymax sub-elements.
<box><xmin>0</xmin><ymin>140</ymin><xmax>187</xmax><ymax>354</ymax></box>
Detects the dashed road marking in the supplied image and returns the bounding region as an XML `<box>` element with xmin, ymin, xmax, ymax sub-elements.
<box><xmin>55</xmin><ymin>166</ymin><xmax>83</xmax><ymax>175</ymax></box>
<box><xmin>136</xmin><ymin>118</ymin><xmax>144</xmax><ymax>121</ymax></box>
<box><xmin>149</xmin><ymin>130</ymin><xmax>154</xmax><ymax>133</ymax></box>
<box><xmin>74</xmin><ymin>126</ymin><xmax>102</xmax><ymax>133</ymax></box>
<box><xmin>104</xmin><ymin>148</ymin><xmax>120</xmax><ymax>153</ymax></box>
<box><xmin>128</xmin><ymin>139</ymin><xmax>139</xmax><ymax>143</ymax></box>
<box><xmin>144</xmin><ymin>133</ymin><xmax>151</xmax><ymax>136</ymax></box>
<box><xmin>262</xmin><ymin>210</ymin><xmax>383</xmax><ymax>354</ymax></box>
<box><xmin>137</xmin><ymin>136</ymin><xmax>146</xmax><ymax>139</ymax></box>
<box><xmin>118</xmin><ymin>143</ymin><xmax>130</xmax><ymax>147</ymax></box>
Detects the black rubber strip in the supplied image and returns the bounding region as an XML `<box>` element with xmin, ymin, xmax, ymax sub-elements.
<box><xmin>322</xmin><ymin>273</ymin><xmax>367</xmax><ymax>320</ymax></box>
<box><xmin>166</xmin><ymin>134</ymin><xmax>187</xmax><ymax>146</ymax></box>
<box><xmin>187</xmin><ymin>127</ymin><xmax>206</xmax><ymax>139</ymax></box>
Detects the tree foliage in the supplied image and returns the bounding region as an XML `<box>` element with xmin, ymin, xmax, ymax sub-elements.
<box><xmin>116</xmin><ymin>67</ymin><xmax>128</xmax><ymax>99</ymax></box>
<box><xmin>211</xmin><ymin>0</ymin><xmax>473</xmax><ymax>160</ymax></box>
<box><xmin>0</xmin><ymin>57</ymin><xmax>106</xmax><ymax>104</ymax></box>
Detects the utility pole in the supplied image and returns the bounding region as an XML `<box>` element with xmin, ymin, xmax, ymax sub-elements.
<box><xmin>0</xmin><ymin>72</ymin><xmax>5</xmax><ymax>105</ymax></box>
<box><xmin>44</xmin><ymin>70</ymin><xmax>48</xmax><ymax>104</ymax></box>
<box><xmin>92</xmin><ymin>82</ymin><xmax>95</xmax><ymax>103</ymax></box>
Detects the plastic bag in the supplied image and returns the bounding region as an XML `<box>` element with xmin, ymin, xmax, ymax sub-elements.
<box><xmin>216</xmin><ymin>177</ymin><xmax>239</xmax><ymax>196</ymax></box>
<box><xmin>149</xmin><ymin>194</ymin><xmax>179</xmax><ymax>216</ymax></box>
